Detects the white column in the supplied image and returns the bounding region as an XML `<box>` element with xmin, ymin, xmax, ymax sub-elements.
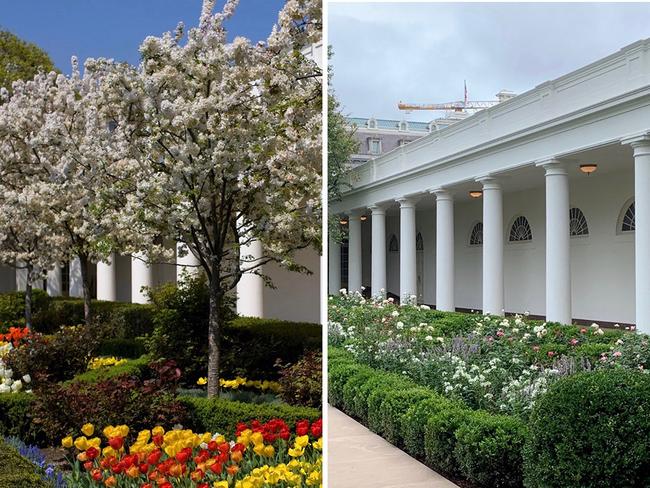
<box><xmin>96</xmin><ymin>254</ymin><xmax>117</xmax><ymax>301</ymax></box>
<box><xmin>176</xmin><ymin>242</ymin><xmax>200</xmax><ymax>282</ymax></box>
<box><xmin>397</xmin><ymin>198</ymin><xmax>417</xmax><ymax>302</ymax></box>
<box><xmin>540</xmin><ymin>160</ymin><xmax>571</xmax><ymax>325</ymax></box>
<box><xmin>69</xmin><ymin>257</ymin><xmax>83</xmax><ymax>298</ymax></box>
<box><xmin>370</xmin><ymin>205</ymin><xmax>387</xmax><ymax>298</ymax></box>
<box><xmin>347</xmin><ymin>211</ymin><xmax>363</xmax><ymax>293</ymax></box>
<box><xmin>236</xmin><ymin>239</ymin><xmax>264</xmax><ymax>317</ymax></box>
<box><xmin>328</xmin><ymin>235</ymin><xmax>341</xmax><ymax>295</ymax></box>
<box><xmin>46</xmin><ymin>266</ymin><xmax>63</xmax><ymax>297</ymax></box>
<box><xmin>478</xmin><ymin>177</ymin><xmax>504</xmax><ymax>316</ymax></box>
<box><xmin>131</xmin><ymin>253</ymin><xmax>153</xmax><ymax>304</ymax></box>
<box><xmin>433</xmin><ymin>189</ymin><xmax>454</xmax><ymax>311</ymax></box>
<box><xmin>623</xmin><ymin>135</ymin><xmax>650</xmax><ymax>332</ymax></box>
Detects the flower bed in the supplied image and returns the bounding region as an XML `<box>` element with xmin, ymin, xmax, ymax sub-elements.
<box><xmin>329</xmin><ymin>293</ymin><xmax>633</xmax><ymax>417</ymax></box>
<box><xmin>329</xmin><ymin>292</ymin><xmax>650</xmax><ymax>487</ymax></box>
<box><xmin>61</xmin><ymin>418</ymin><xmax>322</xmax><ymax>487</ymax></box>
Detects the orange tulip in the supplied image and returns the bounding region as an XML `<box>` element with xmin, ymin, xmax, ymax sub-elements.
<box><xmin>104</xmin><ymin>476</ymin><xmax>117</xmax><ymax>488</ymax></box>
<box><xmin>226</xmin><ymin>464</ymin><xmax>239</xmax><ymax>476</ymax></box>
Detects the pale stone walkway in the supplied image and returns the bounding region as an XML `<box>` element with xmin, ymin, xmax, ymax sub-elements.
<box><xmin>328</xmin><ymin>406</ymin><xmax>460</xmax><ymax>488</ymax></box>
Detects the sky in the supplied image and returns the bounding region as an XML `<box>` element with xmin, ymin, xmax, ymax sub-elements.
<box><xmin>329</xmin><ymin>2</ymin><xmax>650</xmax><ymax>122</ymax></box>
<box><xmin>0</xmin><ymin>0</ymin><xmax>286</xmax><ymax>75</ymax></box>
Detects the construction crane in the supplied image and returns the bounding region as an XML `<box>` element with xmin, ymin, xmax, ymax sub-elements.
<box><xmin>398</xmin><ymin>81</ymin><xmax>507</xmax><ymax>113</ymax></box>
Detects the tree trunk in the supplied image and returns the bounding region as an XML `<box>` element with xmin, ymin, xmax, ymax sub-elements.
<box><xmin>79</xmin><ymin>254</ymin><xmax>92</xmax><ymax>325</ymax></box>
<box><xmin>207</xmin><ymin>276</ymin><xmax>223</xmax><ymax>398</ymax></box>
<box><xmin>24</xmin><ymin>264</ymin><xmax>33</xmax><ymax>331</ymax></box>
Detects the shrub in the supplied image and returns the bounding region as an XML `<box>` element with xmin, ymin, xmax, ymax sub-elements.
<box><xmin>0</xmin><ymin>393</ymin><xmax>38</xmax><ymax>444</ymax></box>
<box><xmin>328</xmin><ymin>360</ymin><xmax>365</xmax><ymax>408</ymax></box>
<box><xmin>401</xmin><ymin>395</ymin><xmax>463</xmax><ymax>460</ymax></box>
<box><xmin>223</xmin><ymin>317</ymin><xmax>321</xmax><ymax>380</ymax></box>
<box><xmin>0</xmin><ymin>439</ymin><xmax>51</xmax><ymax>488</ymax></box>
<box><xmin>340</xmin><ymin>367</ymin><xmax>375</xmax><ymax>414</ymax></box>
<box><xmin>375</xmin><ymin>387</ymin><xmax>434</xmax><ymax>446</ymax></box>
<box><xmin>31</xmin><ymin>359</ymin><xmax>187</xmax><ymax>445</ymax></box>
<box><xmin>454</xmin><ymin>410</ymin><xmax>527</xmax><ymax>488</ymax></box>
<box><xmin>349</xmin><ymin>371</ymin><xmax>404</xmax><ymax>423</ymax></box>
<box><xmin>145</xmin><ymin>276</ymin><xmax>236</xmax><ymax>384</ymax></box>
<box><xmin>69</xmin><ymin>356</ymin><xmax>150</xmax><ymax>384</ymax></box>
<box><xmin>181</xmin><ymin>396</ymin><xmax>320</xmax><ymax>437</ymax></box>
<box><xmin>424</xmin><ymin>407</ymin><xmax>471</xmax><ymax>475</ymax></box>
<box><xmin>276</xmin><ymin>350</ymin><xmax>322</xmax><ymax>408</ymax></box>
<box><xmin>523</xmin><ymin>369</ymin><xmax>650</xmax><ymax>488</ymax></box>
<box><xmin>0</xmin><ymin>289</ymin><xmax>49</xmax><ymax>330</ymax></box>
<box><xmin>366</xmin><ymin>379</ymin><xmax>418</xmax><ymax>436</ymax></box>
<box><xmin>5</xmin><ymin>325</ymin><xmax>101</xmax><ymax>385</ymax></box>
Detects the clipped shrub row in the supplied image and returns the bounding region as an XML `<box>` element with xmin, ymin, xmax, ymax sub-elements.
<box><xmin>0</xmin><ymin>439</ymin><xmax>50</xmax><ymax>488</ymax></box>
<box><xmin>329</xmin><ymin>347</ymin><xmax>526</xmax><ymax>488</ymax></box>
<box><xmin>0</xmin><ymin>290</ymin><xmax>155</xmax><ymax>337</ymax></box>
<box><xmin>331</xmin><ymin>347</ymin><xmax>650</xmax><ymax>488</ymax></box>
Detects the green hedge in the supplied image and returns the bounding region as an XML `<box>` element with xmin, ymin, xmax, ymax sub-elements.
<box><xmin>523</xmin><ymin>369</ymin><xmax>650</xmax><ymax>488</ymax></box>
<box><xmin>330</xmin><ymin>347</ymin><xmax>527</xmax><ymax>487</ymax></box>
<box><xmin>0</xmin><ymin>394</ymin><xmax>38</xmax><ymax>445</ymax></box>
<box><xmin>180</xmin><ymin>396</ymin><xmax>320</xmax><ymax>437</ymax></box>
<box><xmin>0</xmin><ymin>440</ymin><xmax>50</xmax><ymax>488</ymax></box>
<box><xmin>68</xmin><ymin>356</ymin><xmax>150</xmax><ymax>384</ymax></box>
<box><xmin>96</xmin><ymin>337</ymin><xmax>147</xmax><ymax>358</ymax></box>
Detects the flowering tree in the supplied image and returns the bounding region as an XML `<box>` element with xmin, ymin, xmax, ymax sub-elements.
<box><xmin>0</xmin><ymin>76</ymin><xmax>67</xmax><ymax>328</ymax></box>
<box><xmin>0</xmin><ymin>63</ymin><xmax>131</xmax><ymax>325</ymax></box>
<box><xmin>101</xmin><ymin>0</ymin><xmax>322</xmax><ymax>396</ymax></box>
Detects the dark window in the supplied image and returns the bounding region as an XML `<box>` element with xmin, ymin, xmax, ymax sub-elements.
<box><xmin>470</xmin><ymin>222</ymin><xmax>483</xmax><ymax>246</ymax></box>
<box><xmin>569</xmin><ymin>208</ymin><xmax>589</xmax><ymax>236</ymax></box>
<box><xmin>341</xmin><ymin>236</ymin><xmax>349</xmax><ymax>289</ymax></box>
<box><xmin>622</xmin><ymin>202</ymin><xmax>635</xmax><ymax>232</ymax></box>
<box><xmin>389</xmin><ymin>234</ymin><xmax>399</xmax><ymax>252</ymax></box>
<box><xmin>509</xmin><ymin>216</ymin><xmax>533</xmax><ymax>242</ymax></box>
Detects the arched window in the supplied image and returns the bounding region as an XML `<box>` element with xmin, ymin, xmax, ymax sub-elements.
<box><xmin>367</xmin><ymin>117</ymin><xmax>377</xmax><ymax>129</ymax></box>
<box><xmin>469</xmin><ymin>222</ymin><xmax>483</xmax><ymax>246</ymax></box>
<box><xmin>388</xmin><ymin>234</ymin><xmax>399</xmax><ymax>252</ymax></box>
<box><xmin>509</xmin><ymin>216</ymin><xmax>533</xmax><ymax>242</ymax></box>
<box><xmin>416</xmin><ymin>232</ymin><xmax>424</xmax><ymax>251</ymax></box>
<box><xmin>621</xmin><ymin>201</ymin><xmax>635</xmax><ymax>232</ymax></box>
<box><xmin>569</xmin><ymin>208</ymin><xmax>589</xmax><ymax>237</ymax></box>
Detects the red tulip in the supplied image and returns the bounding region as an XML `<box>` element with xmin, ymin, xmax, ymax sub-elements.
<box><xmin>108</xmin><ymin>436</ymin><xmax>124</xmax><ymax>450</ymax></box>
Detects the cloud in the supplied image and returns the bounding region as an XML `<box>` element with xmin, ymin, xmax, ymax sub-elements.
<box><xmin>329</xmin><ymin>2</ymin><xmax>650</xmax><ymax>122</ymax></box>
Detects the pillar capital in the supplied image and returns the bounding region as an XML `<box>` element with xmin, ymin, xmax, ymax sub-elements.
<box><xmin>429</xmin><ymin>188</ymin><xmax>453</xmax><ymax>201</ymax></box>
<box><xmin>368</xmin><ymin>204</ymin><xmax>387</xmax><ymax>215</ymax></box>
<box><xmin>536</xmin><ymin>158</ymin><xmax>570</xmax><ymax>176</ymax></box>
<box><xmin>622</xmin><ymin>132</ymin><xmax>650</xmax><ymax>156</ymax></box>
<box><xmin>476</xmin><ymin>175</ymin><xmax>501</xmax><ymax>191</ymax></box>
<box><xmin>396</xmin><ymin>196</ymin><xmax>416</xmax><ymax>208</ymax></box>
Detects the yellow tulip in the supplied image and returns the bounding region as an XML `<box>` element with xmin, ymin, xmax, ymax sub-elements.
<box><xmin>61</xmin><ymin>436</ymin><xmax>73</xmax><ymax>448</ymax></box>
<box><xmin>152</xmin><ymin>426</ymin><xmax>165</xmax><ymax>436</ymax></box>
<box><xmin>214</xmin><ymin>481</ymin><xmax>229</xmax><ymax>488</ymax></box>
<box><xmin>263</xmin><ymin>445</ymin><xmax>275</xmax><ymax>457</ymax></box>
<box><xmin>81</xmin><ymin>423</ymin><xmax>94</xmax><ymax>437</ymax></box>
<box><xmin>73</xmin><ymin>436</ymin><xmax>89</xmax><ymax>451</ymax></box>
<box><xmin>88</xmin><ymin>437</ymin><xmax>102</xmax><ymax>449</ymax></box>
<box><xmin>197</xmin><ymin>377</ymin><xmax>208</xmax><ymax>385</ymax></box>
<box><xmin>294</xmin><ymin>435</ymin><xmax>309</xmax><ymax>449</ymax></box>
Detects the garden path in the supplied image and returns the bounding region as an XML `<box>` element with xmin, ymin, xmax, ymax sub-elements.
<box><xmin>328</xmin><ymin>406</ymin><xmax>460</xmax><ymax>488</ymax></box>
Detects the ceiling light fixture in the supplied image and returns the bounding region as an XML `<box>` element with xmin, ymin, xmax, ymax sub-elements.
<box><xmin>580</xmin><ymin>163</ymin><xmax>597</xmax><ymax>175</ymax></box>
<box><xmin>469</xmin><ymin>190</ymin><xmax>483</xmax><ymax>198</ymax></box>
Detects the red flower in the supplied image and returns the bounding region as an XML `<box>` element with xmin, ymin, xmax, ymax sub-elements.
<box><xmin>147</xmin><ymin>450</ymin><xmax>162</xmax><ymax>466</ymax></box>
<box><xmin>209</xmin><ymin>462</ymin><xmax>223</xmax><ymax>474</ymax></box>
<box><xmin>108</xmin><ymin>436</ymin><xmax>124</xmax><ymax>450</ymax></box>
<box><xmin>86</xmin><ymin>447</ymin><xmax>99</xmax><ymax>460</ymax></box>
<box><xmin>139</xmin><ymin>463</ymin><xmax>149</xmax><ymax>474</ymax></box>
<box><xmin>207</xmin><ymin>440</ymin><xmax>218</xmax><ymax>451</ymax></box>
<box><xmin>153</xmin><ymin>434</ymin><xmax>164</xmax><ymax>446</ymax></box>
<box><xmin>159</xmin><ymin>483</ymin><xmax>173</xmax><ymax>488</ymax></box>
<box><xmin>175</xmin><ymin>448</ymin><xmax>192</xmax><ymax>464</ymax></box>
<box><xmin>140</xmin><ymin>484</ymin><xmax>153</xmax><ymax>488</ymax></box>
<box><xmin>91</xmin><ymin>469</ymin><xmax>103</xmax><ymax>482</ymax></box>
<box><xmin>547</xmin><ymin>351</ymin><xmax>555</xmax><ymax>357</ymax></box>
<box><xmin>296</xmin><ymin>420</ymin><xmax>309</xmax><ymax>436</ymax></box>
<box><xmin>311</xmin><ymin>419</ymin><xmax>322</xmax><ymax>438</ymax></box>
<box><xmin>198</xmin><ymin>484</ymin><xmax>209</xmax><ymax>488</ymax></box>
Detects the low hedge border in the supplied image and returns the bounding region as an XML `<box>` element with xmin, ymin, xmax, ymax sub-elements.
<box><xmin>180</xmin><ymin>396</ymin><xmax>321</xmax><ymax>437</ymax></box>
<box><xmin>68</xmin><ymin>356</ymin><xmax>150</xmax><ymax>384</ymax></box>
<box><xmin>329</xmin><ymin>347</ymin><xmax>527</xmax><ymax>487</ymax></box>
<box><xmin>0</xmin><ymin>439</ymin><xmax>50</xmax><ymax>488</ymax></box>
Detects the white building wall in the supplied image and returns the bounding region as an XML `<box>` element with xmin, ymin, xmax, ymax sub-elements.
<box><xmin>262</xmin><ymin>248</ymin><xmax>320</xmax><ymax>323</ymax></box>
